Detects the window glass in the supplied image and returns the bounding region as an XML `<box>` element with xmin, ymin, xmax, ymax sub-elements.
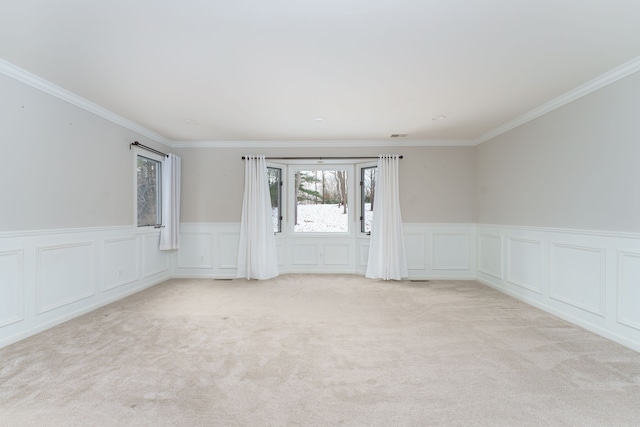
<box><xmin>137</xmin><ymin>155</ymin><xmax>162</xmax><ymax>227</ymax></box>
<box><xmin>267</xmin><ymin>166</ymin><xmax>282</xmax><ymax>233</ymax></box>
<box><xmin>361</xmin><ymin>166</ymin><xmax>376</xmax><ymax>233</ymax></box>
<box><xmin>294</xmin><ymin>170</ymin><xmax>348</xmax><ymax>232</ymax></box>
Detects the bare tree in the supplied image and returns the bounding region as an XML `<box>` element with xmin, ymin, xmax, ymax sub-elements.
<box><xmin>336</xmin><ymin>171</ymin><xmax>347</xmax><ymax>214</ymax></box>
<box><xmin>368</xmin><ymin>168</ymin><xmax>376</xmax><ymax>211</ymax></box>
<box><xmin>295</xmin><ymin>171</ymin><xmax>301</xmax><ymax>225</ymax></box>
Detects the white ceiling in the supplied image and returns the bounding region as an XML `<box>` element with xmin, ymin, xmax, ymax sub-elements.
<box><xmin>1</xmin><ymin>0</ymin><xmax>640</xmax><ymax>145</ymax></box>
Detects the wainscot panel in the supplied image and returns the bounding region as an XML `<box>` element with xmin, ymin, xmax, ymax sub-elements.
<box><xmin>282</xmin><ymin>237</ymin><xmax>356</xmax><ymax>273</ymax></box>
<box><xmin>405</xmin><ymin>232</ymin><xmax>427</xmax><ymax>270</ymax></box>
<box><xmin>618</xmin><ymin>251</ymin><xmax>640</xmax><ymax>332</ymax></box>
<box><xmin>432</xmin><ymin>233</ymin><xmax>470</xmax><ymax>270</ymax></box>
<box><xmin>400</xmin><ymin>224</ymin><xmax>476</xmax><ymax>279</ymax></box>
<box><xmin>218</xmin><ymin>230</ymin><xmax>240</xmax><ymax>271</ymax></box>
<box><xmin>174</xmin><ymin>223</ymin><xmax>476</xmax><ymax>279</ymax></box>
<box><xmin>323</xmin><ymin>244</ymin><xmax>351</xmax><ymax>266</ymax></box>
<box><xmin>0</xmin><ymin>250</ymin><xmax>24</xmax><ymax>328</ymax></box>
<box><xmin>291</xmin><ymin>243</ymin><xmax>319</xmax><ymax>265</ymax></box>
<box><xmin>506</xmin><ymin>237</ymin><xmax>543</xmax><ymax>294</ymax></box>
<box><xmin>477</xmin><ymin>224</ymin><xmax>640</xmax><ymax>353</ymax></box>
<box><xmin>177</xmin><ymin>233</ymin><xmax>213</xmax><ymax>269</ymax></box>
<box><xmin>549</xmin><ymin>243</ymin><xmax>606</xmax><ymax>317</ymax></box>
<box><xmin>171</xmin><ymin>224</ymin><xmax>240</xmax><ymax>278</ymax></box>
<box><xmin>478</xmin><ymin>233</ymin><xmax>504</xmax><ymax>279</ymax></box>
<box><xmin>143</xmin><ymin>234</ymin><xmax>169</xmax><ymax>278</ymax></box>
<box><xmin>0</xmin><ymin>226</ymin><xmax>170</xmax><ymax>349</ymax></box>
<box><xmin>357</xmin><ymin>241</ymin><xmax>369</xmax><ymax>271</ymax></box>
<box><xmin>103</xmin><ymin>236</ymin><xmax>138</xmax><ymax>291</ymax></box>
<box><xmin>37</xmin><ymin>242</ymin><xmax>95</xmax><ymax>314</ymax></box>
<box><xmin>275</xmin><ymin>242</ymin><xmax>285</xmax><ymax>267</ymax></box>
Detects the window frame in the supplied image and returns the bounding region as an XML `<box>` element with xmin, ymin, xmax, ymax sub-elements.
<box><xmin>133</xmin><ymin>148</ymin><xmax>164</xmax><ymax>230</ymax></box>
<box><xmin>267</xmin><ymin>165</ymin><xmax>283</xmax><ymax>233</ymax></box>
<box><xmin>359</xmin><ymin>163</ymin><xmax>377</xmax><ymax>234</ymax></box>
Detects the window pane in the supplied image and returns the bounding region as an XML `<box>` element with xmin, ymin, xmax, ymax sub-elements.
<box><xmin>137</xmin><ymin>156</ymin><xmax>162</xmax><ymax>226</ymax></box>
<box><xmin>294</xmin><ymin>170</ymin><xmax>348</xmax><ymax>233</ymax></box>
<box><xmin>361</xmin><ymin>166</ymin><xmax>376</xmax><ymax>233</ymax></box>
<box><xmin>267</xmin><ymin>167</ymin><xmax>281</xmax><ymax>233</ymax></box>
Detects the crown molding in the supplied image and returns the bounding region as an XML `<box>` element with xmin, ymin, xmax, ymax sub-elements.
<box><xmin>0</xmin><ymin>58</ymin><xmax>173</xmax><ymax>147</ymax></box>
<box><xmin>5</xmin><ymin>53</ymin><xmax>639</xmax><ymax>150</ymax></box>
<box><xmin>0</xmin><ymin>61</ymin><xmax>473</xmax><ymax>149</ymax></box>
<box><xmin>474</xmin><ymin>55</ymin><xmax>640</xmax><ymax>145</ymax></box>
<box><xmin>172</xmin><ymin>139</ymin><xmax>476</xmax><ymax>148</ymax></box>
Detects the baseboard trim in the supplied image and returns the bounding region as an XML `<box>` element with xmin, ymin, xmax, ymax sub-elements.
<box><xmin>477</xmin><ymin>276</ymin><xmax>640</xmax><ymax>353</ymax></box>
<box><xmin>0</xmin><ymin>274</ymin><xmax>169</xmax><ymax>349</ymax></box>
<box><xmin>170</xmin><ymin>272</ymin><xmax>477</xmax><ymax>281</ymax></box>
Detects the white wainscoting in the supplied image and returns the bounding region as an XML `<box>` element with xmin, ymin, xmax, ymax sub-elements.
<box><xmin>506</xmin><ymin>237</ymin><xmax>543</xmax><ymax>294</ymax></box>
<box><xmin>174</xmin><ymin>223</ymin><xmax>477</xmax><ymax>279</ymax></box>
<box><xmin>37</xmin><ymin>242</ymin><xmax>96</xmax><ymax>314</ymax></box>
<box><xmin>0</xmin><ymin>227</ymin><xmax>170</xmax><ymax>349</ymax></box>
<box><xmin>549</xmin><ymin>243</ymin><xmax>606</xmax><ymax>317</ymax></box>
<box><xmin>0</xmin><ymin>250</ymin><xmax>24</xmax><ymax>328</ymax></box>
<box><xmin>5</xmin><ymin>222</ymin><xmax>640</xmax><ymax>354</ymax></box>
<box><xmin>399</xmin><ymin>224</ymin><xmax>476</xmax><ymax>279</ymax></box>
<box><xmin>478</xmin><ymin>233</ymin><xmax>503</xmax><ymax>279</ymax></box>
<box><xmin>618</xmin><ymin>251</ymin><xmax>640</xmax><ymax>332</ymax></box>
<box><xmin>477</xmin><ymin>224</ymin><xmax>640</xmax><ymax>353</ymax></box>
<box><xmin>103</xmin><ymin>236</ymin><xmax>138</xmax><ymax>291</ymax></box>
<box><xmin>171</xmin><ymin>224</ymin><xmax>240</xmax><ymax>278</ymax></box>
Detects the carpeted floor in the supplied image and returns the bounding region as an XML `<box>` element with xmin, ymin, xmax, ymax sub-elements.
<box><xmin>2</xmin><ymin>275</ymin><xmax>640</xmax><ymax>426</ymax></box>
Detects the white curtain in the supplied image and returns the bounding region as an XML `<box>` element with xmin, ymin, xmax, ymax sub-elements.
<box><xmin>236</xmin><ymin>155</ymin><xmax>279</xmax><ymax>280</ymax></box>
<box><xmin>159</xmin><ymin>153</ymin><xmax>181</xmax><ymax>250</ymax></box>
<box><xmin>365</xmin><ymin>154</ymin><xmax>408</xmax><ymax>280</ymax></box>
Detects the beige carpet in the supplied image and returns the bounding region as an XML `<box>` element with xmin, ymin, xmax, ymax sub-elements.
<box><xmin>2</xmin><ymin>275</ymin><xmax>640</xmax><ymax>426</ymax></box>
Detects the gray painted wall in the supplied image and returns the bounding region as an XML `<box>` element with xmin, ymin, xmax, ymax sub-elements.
<box><xmin>1</xmin><ymin>72</ymin><xmax>477</xmax><ymax>233</ymax></box>
<box><xmin>5</xmin><ymin>63</ymin><xmax>640</xmax><ymax>234</ymax></box>
<box><xmin>0</xmin><ymin>73</ymin><xmax>167</xmax><ymax>232</ymax></box>
<box><xmin>476</xmin><ymin>71</ymin><xmax>640</xmax><ymax>232</ymax></box>
<box><xmin>177</xmin><ymin>145</ymin><xmax>477</xmax><ymax>224</ymax></box>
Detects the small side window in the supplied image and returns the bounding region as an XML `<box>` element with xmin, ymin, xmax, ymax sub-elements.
<box><xmin>137</xmin><ymin>155</ymin><xmax>162</xmax><ymax>227</ymax></box>
<box><xmin>360</xmin><ymin>166</ymin><xmax>376</xmax><ymax>233</ymax></box>
<box><xmin>268</xmin><ymin>166</ymin><xmax>282</xmax><ymax>233</ymax></box>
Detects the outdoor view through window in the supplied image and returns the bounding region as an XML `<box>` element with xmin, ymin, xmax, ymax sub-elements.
<box><xmin>294</xmin><ymin>170</ymin><xmax>348</xmax><ymax>232</ymax></box>
<box><xmin>361</xmin><ymin>166</ymin><xmax>376</xmax><ymax>233</ymax></box>
<box><xmin>137</xmin><ymin>155</ymin><xmax>161</xmax><ymax>227</ymax></box>
<box><xmin>268</xmin><ymin>167</ymin><xmax>281</xmax><ymax>233</ymax></box>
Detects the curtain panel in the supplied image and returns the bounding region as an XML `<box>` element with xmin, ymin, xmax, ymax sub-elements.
<box><xmin>365</xmin><ymin>154</ymin><xmax>408</xmax><ymax>280</ymax></box>
<box><xmin>236</xmin><ymin>155</ymin><xmax>279</xmax><ymax>280</ymax></box>
<box><xmin>159</xmin><ymin>153</ymin><xmax>181</xmax><ymax>250</ymax></box>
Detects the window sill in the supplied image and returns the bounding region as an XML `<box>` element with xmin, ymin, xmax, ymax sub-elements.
<box><xmin>135</xmin><ymin>225</ymin><xmax>162</xmax><ymax>234</ymax></box>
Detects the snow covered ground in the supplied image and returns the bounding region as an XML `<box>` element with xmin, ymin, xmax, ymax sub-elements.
<box><xmin>295</xmin><ymin>204</ymin><xmax>349</xmax><ymax>232</ymax></box>
<box><xmin>272</xmin><ymin>203</ymin><xmax>374</xmax><ymax>232</ymax></box>
<box><xmin>364</xmin><ymin>203</ymin><xmax>373</xmax><ymax>232</ymax></box>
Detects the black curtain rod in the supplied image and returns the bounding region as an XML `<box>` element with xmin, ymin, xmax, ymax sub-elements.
<box><xmin>241</xmin><ymin>156</ymin><xmax>403</xmax><ymax>160</ymax></box>
<box><xmin>130</xmin><ymin>141</ymin><xmax>168</xmax><ymax>157</ymax></box>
